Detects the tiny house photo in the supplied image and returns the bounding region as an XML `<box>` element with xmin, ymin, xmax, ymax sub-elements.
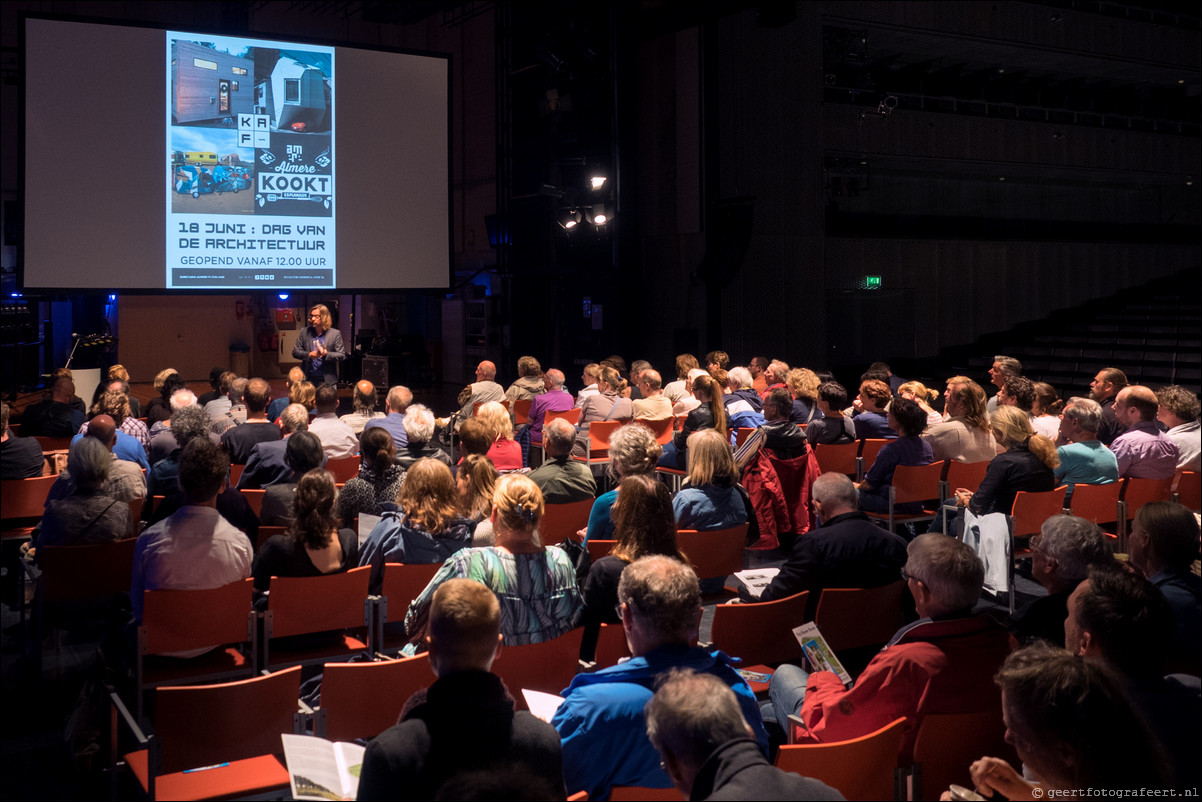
<box><xmin>255</xmin><ymin>56</ymin><xmax>332</xmax><ymax>133</ymax></box>
<box><xmin>171</xmin><ymin>40</ymin><xmax>255</xmax><ymax>125</ymax></box>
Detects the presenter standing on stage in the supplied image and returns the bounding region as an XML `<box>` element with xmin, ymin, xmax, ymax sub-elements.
<box><xmin>294</xmin><ymin>304</ymin><xmax>346</xmax><ymax>386</ymax></box>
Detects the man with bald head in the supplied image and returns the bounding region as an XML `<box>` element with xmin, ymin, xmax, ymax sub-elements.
<box><xmin>340</xmin><ymin>379</ymin><xmax>385</xmax><ymax>434</ymax></box>
<box><xmin>44</xmin><ymin>414</ymin><xmax>146</xmax><ymax>504</ymax></box>
<box><xmin>363</xmin><ymin>384</ymin><xmax>413</xmax><ymax>449</ymax></box>
<box><xmin>1111</xmin><ymin>385</ymin><xmax>1179</xmax><ymax>479</ymax></box>
<box><xmin>521</xmin><ymin>368</ymin><xmax>574</xmax><ymax>466</ymax></box>
<box><xmin>454</xmin><ymin>361</ymin><xmax>504</xmax><ymax>430</ymax></box>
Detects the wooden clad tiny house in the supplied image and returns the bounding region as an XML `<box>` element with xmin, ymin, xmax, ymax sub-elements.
<box><xmin>171</xmin><ymin>40</ymin><xmax>254</xmax><ymax>124</ymax></box>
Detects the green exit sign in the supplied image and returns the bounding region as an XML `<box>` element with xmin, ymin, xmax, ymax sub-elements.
<box><xmin>865</xmin><ymin>275</ymin><xmax>882</xmax><ymax>289</ymax></box>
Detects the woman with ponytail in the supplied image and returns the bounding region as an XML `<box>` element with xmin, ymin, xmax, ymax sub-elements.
<box><xmin>405</xmin><ymin>473</ymin><xmax>581</xmax><ymax>646</ymax></box>
<box><xmin>953</xmin><ymin>406</ymin><xmax>1058</xmax><ymax>516</ymax></box>
<box><xmin>658</xmin><ymin>372</ymin><xmax>727</xmax><ymax>470</ymax></box>
<box><xmin>574</xmin><ymin>365</ymin><xmax>634</xmax><ymax>457</ymax></box>
<box><xmin>337</xmin><ymin>427</ymin><xmax>405</xmax><ymax>527</ymax></box>
<box><xmin>253</xmin><ymin>469</ymin><xmax>358</xmax><ymax>593</ymax></box>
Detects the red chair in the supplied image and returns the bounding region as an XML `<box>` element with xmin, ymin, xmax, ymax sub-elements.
<box><xmin>1004</xmin><ymin>486</ymin><xmax>1068</xmax><ymax>612</ymax></box>
<box><xmin>228</xmin><ymin>463</ymin><xmax>246</xmax><ymax>487</ymax></box>
<box><xmin>776</xmin><ymin>716</ymin><xmax>907</xmax><ymax>801</ymax></box>
<box><xmin>587</xmin><ymin>539</ymin><xmax>616</xmax><ymax>564</ymax></box>
<box><xmin>733</xmin><ymin>427</ymin><xmax>756</xmax><ymax>449</ymax></box>
<box><xmin>909</xmin><ymin>710</ymin><xmax>1016</xmax><ymax>801</ymax></box>
<box><xmin>111</xmin><ymin>666</ymin><xmax>301</xmax><ymax>801</ymax></box>
<box><xmin>1068</xmin><ymin>482</ymin><xmax>1122</xmax><ymax>542</ymax></box>
<box><xmin>592</xmin><ymin>622</ymin><xmax>631</xmax><ymax>669</ymax></box>
<box><xmin>33</xmin><ymin>435</ymin><xmax>73</xmax><ymax>453</ymax></box>
<box><xmin>513</xmin><ymin>398</ymin><xmax>533</xmax><ymax>426</ymax></box>
<box><xmin>939</xmin><ymin>459</ymin><xmax>993</xmax><ymax>532</ymax></box>
<box><xmin>676</xmin><ymin>525</ymin><xmax>748</xmax><ymax>587</ymax></box>
<box><xmin>473</xmin><ymin>399</ymin><xmax>510</xmax><ymax>415</ymax></box>
<box><xmin>539</xmin><ymin>499</ymin><xmax>594</xmax><ymax>545</ymax></box>
<box><xmin>1</xmin><ymin>475</ymin><xmax>58</xmax><ymax>540</ymax></box>
<box><xmin>491</xmin><ymin>629</ymin><xmax>584</xmax><ymax>708</ymax></box>
<box><xmin>813</xmin><ymin>442</ymin><xmax>858</xmax><ymax>477</ymax></box>
<box><xmin>325</xmin><ymin>454</ymin><xmax>361</xmax><ymax>484</ymax></box>
<box><xmin>262</xmin><ymin>565</ymin><xmax>372</xmax><ymax>671</ymax></box>
<box><xmin>318</xmin><ymin>654</ymin><xmax>432</xmax><ymax>741</ymax></box>
<box><xmin>1121</xmin><ymin>476</ymin><xmax>1175</xmax><ymax>548</ymax></box>
<box><xmin>255</xmin><ymin>525</ymin><xmax>287</xmax><ymax>553</ymax></box>
<box><xmin>633</xmin><ymin>416</ymin><xmax>675</xmax><ymax>445</ymax></box>
<box><xmin>239</xmin><ymin>488</ymin><xmax>265</xmax><ymax>516</ymax></box>
<box><xmin>1173</xmin><ymin>470</ymin><xmax>1201</xmax><ymax>511</ymax></box>
<box><xmin>812</xmin><ymin>581</ymin><xmax>906</xmax><ymax>652</ymax></box>
<box><xmin>375</xmin><ymin>562</ymin><xmax>441</xmax><ymax>654</ymax></box>
<box><xmin>572</xmin><ymin>420</ymin><xmax>624</xmax><ymax>472</ymax></box>
<box><xmin>864</xmin><ymin>461</ymin><xmax>945</xmax><ymax>531</ymax></box>
<box><xmin>858</xmin><ymin>439</ymin><xmax>889</xmax><ymax>479</ymax></box>
<box><xmin>709</xmin><ymin>590</ymin><xmax>809</xmax><ymax>668</ymax></box>
<box><xmin>531</xmin><ymin>407</ymin><xmax>583</xmax><ymax>458</ymax></box>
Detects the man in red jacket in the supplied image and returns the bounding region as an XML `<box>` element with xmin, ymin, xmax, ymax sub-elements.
<box><xmin>765</xmin><ymin>533</ymin><xmax>1011</xmax><ymax>761</ymax></box>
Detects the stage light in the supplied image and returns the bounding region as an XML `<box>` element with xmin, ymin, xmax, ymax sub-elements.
<box><xmin>592</xmin><ymin>204</ymin><xmax>609</xmax><ymax>225</ymax></box>
<box><xmin>108</xmin><ymin>293</ymin><xmax>117</xmax><ymax>301</ymax></box>
<box><xmin>557</xmin><ymin>210</ymin><xmax>582</xmax><ymax>230</ymax></box>
<box><xmin>278</xmin><ymin>293</ymin><xmax>290</xmax><ymax>300</ymax></box>
<box><xmin>590</xmin><ymin>176</ymin><xmax>607</xmax><ymax>189</ymax></box>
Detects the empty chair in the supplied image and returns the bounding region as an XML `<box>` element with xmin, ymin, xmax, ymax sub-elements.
<box><xmin>1067</xmin><ymin>482</ymin><xmax>1122</xmax><ymax>541</ymax></box>
<box><xmin>1173</xmin><ymin>470</ymin><xmax>1200</xmax><ymax>511</ymax></box>
<box><xmin>1</xmin><ymin>475</ymin><xmax>58</xmax><ymax>540</ymax></box>
<box><xmin>709</xmin><ymin>590</ymin><xmax>809</xmax><ymax>668</ymax></box>
<box><xmin>633</xmin><ymin>417</ymin><xmax>675</xmax><ymax>445</ymax></box>
<box><xmin>572</xmin><ymin>420</ymin><xmax>624</xmax><ymax>471</ymax></box>
<box><xmin>261</xmin><ymin>565</ymin><xmax>372</xmax><ymax>671</ymax></box>
<box><xmin>814</xmin><ymin>442</ymin><xmax>859</xmax><ymax>477</ymax></box>
<box><xmin>539</xmin><ymin>499</ymin><xmax>594</xmax><ymax>545</ymax></box>
<box><xmin>776</xmin><ymin>716</ymin><xmax>906</xmax><ymax>802</ymax></box>
<box><xmin>858</xmin><ymin>439</ymin><xmax>889</xmax><ymax>478</ymax></box>
<box><xmin>324</xmin><ymin>454</ymin><xmax>361</xmax><ymax>485</ymax></box>
<box><xmin>675</xmin><ymin>525</ymin><xmax>748</xmax><ymax>589</ymax></box>
<box><xmin>587</xmin><ymin>539</ymin><xmax>617</xmax><ymax>564</ymax></box>
<box><xmin>863</xmin><ymin>461</ymin><xmax>945</xmax><ymax>532</ymax></box>
<box><xmin>239</xmin><ymin>488</ymin><xmax>265</xmax><ymax>516</ymax></box>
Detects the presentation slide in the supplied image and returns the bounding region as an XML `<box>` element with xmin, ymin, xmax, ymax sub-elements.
<box><xmin>23</xmin><ymin>17</ymin><xmax>449</xmax><ymax>292</ymax></box>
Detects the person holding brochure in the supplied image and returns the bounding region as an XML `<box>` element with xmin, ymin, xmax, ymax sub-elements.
<box><xmin>357</xmin><ymin>578</ymin><xmax>564</xmax><ymax>801</ymax></box>
<box><xmin>293</xmin><ymin>304</ymin><xmax>346</xmax><ymax>386</ymax></box>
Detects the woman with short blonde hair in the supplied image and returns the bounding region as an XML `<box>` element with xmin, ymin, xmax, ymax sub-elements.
<box><xmin>476</xmin><ymin>401</ymin><xmax>521</xmax><ymax>470</ymax></box>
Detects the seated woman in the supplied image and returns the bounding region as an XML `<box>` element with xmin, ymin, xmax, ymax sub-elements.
<box><xmin>336</xmin><ymin>427</ymin><xmax>404</xmax><ymax>528</ymax></box>
<box><xmin>584</xmin><ymin>422</ymin><xmax>662</xmax><ymax>542</ymax></box>
<box><xmin>258</xmin><ymin>432</ymin><xmax>324</xmax><ymax>526</ymax></box>
<box><xmin>851</xmin><ymin>379</ymin><xmax>897</xmax><ymax>440</ymax></box>
<box><xmin>457</xmin><ymin>453</ymin><xmax>500</xmax><ymax>546</ymax></box>
<box><xmin>658</xmin><ymin>374</ymin><xmax>727</xmax><ymax>470</ymax></box>
<box><xmin>856</xmin><ymin>397</ymin><xmax>934</xmax><ymax>515</ymax></box>
<box><xmin>574</xmin><ymin>366</ymin><xmax>634</xmax><ymax>457</ymax></box>
<box><xmin>476</xmin><ymin>401</ymin><xmax>523</xmax><ymax>471</ymax></box>
<box><xmin>898</xmin><ymin>381</ymin><xmax>944</xmax><ymax>428</ymax></box>
<box><xmin>805</xmin><ymin>381</ymin><xmax>856</xmax><ymax>445</ymax></box>
<box><xmin>953</xmin><ymin>406</ymin><xmax>1058</xmax><ymax>518</ymax></box>
<box><xmin>580</xmin><ymin>474</ymin><xmax>683</xmax><ymax>661</ymax></box>
<box><xmin>785</xmin><ymin>368</ymin><xmax>824</xmax><ymax>425</ymax></box>
<box><xmin>405</xmin><ymin>473</ymin><xmax>582</xmax><ymax>647</ymax></box>
<box><xmin>35</xmin><ymin>436</ymin><xmax>130</xmax><ymax>554</ymax></box>
<box><xmin>673</xmin><ymin>428</ymin><xmax>749</xmax><ymax>532</ymax></box>
<box><xmin>253</xmin><ymin>469</ymin><xmax>358</xmax><ymax>594</ymax></box>
<box><xmin>358</xmin><ymin>458</ymin><xmax>474</xmax><ymax>595</ymax></box>
<box><xmin>1031</xmin><ymin>382</ymin><xmax>1063</xmax><ymax>441</ymax></box>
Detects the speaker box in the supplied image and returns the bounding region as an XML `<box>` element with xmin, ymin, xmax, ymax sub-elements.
<box><xmin>362</xmin><ymin>355</ymin><xmax>388</xmax><ymax>388</ymax></box>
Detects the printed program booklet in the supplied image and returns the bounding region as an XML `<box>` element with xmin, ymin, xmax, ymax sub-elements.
<box><xmin>792</xmin><ymin>621</ymin><xmax>853</xmax><ymax>687</ymax></box>
<box><xmin>732</xmin><ymin>568</ymin><xmax>780</xmax><ymax>599</ymax></box>
<box><xmin>281</xmin><ymin>733</ymin><xmax>365</xmax><ymax>801</ymax></box>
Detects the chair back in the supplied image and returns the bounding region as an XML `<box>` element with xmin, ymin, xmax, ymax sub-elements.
<box><xmin>325</xmin><ymin>454</ymin><xmax>361</xmax><ymax>484</ymax></box>
<box><xmin>1122</xmin><ymin>476</ymin><xmax>1174</xmax><ymax>520</ymax></box>
<box><xmin>228</xmin><ymin>463</ymin><xmax>246</xmax><ymax>487</ymax></box>
<box><xmin>580</xmin><ymin>420</ymin><xmax>624</xmax><ymax>460</ymax></box>
<box><xmin>1174</xmin><ymin>470</ymin><xmax>1201</xmax><ymax>511</ymax></box>
<box><xmin>141</xmin><ymin>579</ymin><xmax>255</xmax><ymax>656</ymax></box>
<box><xmin>539</xmin><ymin>499</ymin><xmax>594</xmax><ymax>544</ymax></box>
<box><xmin>1008</xmin><ymin>486</ymin><xmax>1068</xmax><ymax>538</ymax></box>
<box><xmin>321</xmin><ymin>654</ymin><xmax>431</xmax><ymax>742</ymax></box>
<box><xmin>0</xmin><ymin>475</ymin><xmax>58</xmax><ymax>521</ymax></box>
<box><xmin>633</xmin><ymin>416</ymin><xmax>675</xmax><ymax>445</ymax></box>
<box><xmin>593</xmin><ymin>622</ymin><xmax>631</xmax><ymax>669</ymax></box>
<box><xmin>33</xmin><ymin>436</ymin><xmax>73</xmax><ymax>453</ymax></box>
<box><xmin>775</xmin><ymin>716</ymin><xmax>906</xmax><ymax>802</ymax></box>
<box><xmin>587</xmin><ymin>539</ymin><xmax>616</xmax><ymax>564</ymax></box>
<box><xmin>240</xmin><ymin>488</ymin><xmax>265</xmax><ymax>516</ymax></box>
<box><xmin>858</xmin><ymin>439</ymin><xmax>889</xmax><ymax>474</ymax></box>
<box><xmin>256</xmin><ymin>525</ymin><xmax>288</xmax><ymax>553</ymax></box>
<box><xmin>266</xmin><ymin>565</ymin><xmax>371</xmax><ymax>639</ymax></box>
<box><xmin>473</xmin><ymin>400</ymin><xmax>511</xmax><ymax>416</ymax></box>
<box><xmin>1068</xmin><ymin>482</ymin><xmax>1122</xmax><ymax>527</ymax></box>
<box><xmin>911</xmin><ymin>710</ymin><xmax>1015</xmax><ymax>801</ymax></box>
<box><xmin>545</xmin><ymin>407</ymin><xmax>583</xmax><ymax>427</ymax></box>
<box><xmin>491</xmin><ymin>629</ymin><xmax>584</xmax><ymax>707</ymax></box>
<box><xmin>676</xmin><ymin>525</ymin><xmax>747</xmax><ymax>580</ymax></box>
<box><xmin>944</xmin><ymin>459</ymin><xmax>991</xmax><ymax>494</ymax></box>
<box><xmin>154</xmin><ymin>665</ymin><xmax>302</xmax><ymax>774</ymax></box>
<box><xmin>513</xmin><ymin>398</ymin><xmax>533</xmax><ymax>426</ymax></box>
<box><xmin>813</xmin><ymin>581</ymin><xmax>906</xmax><ymax>652</ymax></box>
<box><xmin>814</xmin><ymin>442</ymin><xmax>858</xmax><ymax>476</ymax></box>
<box><xmin>733</xmin><ymin>427</ymin><xmax>756</xmax><ymax>449</ymax></box>
<box><xmin>891</xmin><ymin>461</ymin><xmax>945</xmax><ymax>504</ymax></box>
<box><xmin>609</xmin><ymin>787</ymin><xmax>680</xmax><ymax>800</ymax></box>
<box><xmin>38</xmin><ymin>538</ymin><xmax>136</xmax><ymax>603</ymax></box>
<box><xmin>673</xmin><ymin>414</ymin><xmax>687</xmax><ymax>431</ymax></box>
<box><xmin>380</xmin><ymin>562</ymin><xmax>441</xmax><ymax>624</ymax></box>
<box><xmin>709</xmin><ymin>590</ymin><xmax>809</xmax><ymax>666</ymax></box>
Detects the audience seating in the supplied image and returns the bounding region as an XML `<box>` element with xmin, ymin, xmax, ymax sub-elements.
<box><xmin>532</xmin><ymin>407</ymin><xmax>583</xmax><ymax>460</ymax></box>
<box><xmin>709</xmin><ymin>590</ymin><xmax>809</xmax><ymax>667</ymax></box>
<box><xmin>239</xmin><ymin>488</ymin><xmax>265</xmax><ymax>516</ymax></box>
<box><xmin>1067</xmin><ymin>482</ymin><xmax>1122</xmax><ymax>542</ymax></box>
<box><xmin>513</xmin><ymin>398</ymin><xmax>532</xmax><ymax>426</ymax></box>
<box><xmin>1</xmin><ymin>475</ymin><xmax>58</xmax><ymax>540</ymax></box>
<box><xmin>110</xmin><ymin>665</ymin><xmax>301</xmax><ymax>801</ymax></box>
<box><xmin>375</xmin><ymin>562</ymin><xmax>441</xmax><ymax>654</ymax></box>
<box><xmin>939</xmin><ymin>459</ymin><xmax>991</xmax><ymax>499</ymax></box>
<box><xmin>317</xmin><ymin>653</ymin><xmax>431</xmax><ymax>741</ymax></box>
<box><xmin>32</xmin><ymin>436</ymin><xmax>73</xmax><ymax>453</ymax></box>
<box><xmin>538</xmin><ymin>499</ymin><xmax>594</xmax><ymax>545</ymax></box>
<box><xmin>609</xmin><ymin>787</ymin><xmax>680</xmax><ymax>800</ymax></box>
<box><xmin>864</xmin><ymin>461</ymin><xmax>945</xmax><ymax>532</ymax></box>
<box><xmin>813</xmin><ymin>581</ymin><xmax>906</xmax><ymax>653</ymax></box>
<box><xmin>587</xmin><ymin>539</ymin><xmax>616</xmax><ymax>564</ymax></box>
<box><xmin>676</xmin><ymin>525</ymin><xmax>748</xmax><ymax>585</ymax></box>
<box><xmin>135</xmin><ymin>579</ymin><xmax>258</xmax><ymax>722</ymax></box>
<box><xmin>908</xmin><ymin>710</ymin><xmax>1015</xmax><ymax>801</ymax></box>
<box><xmin>572</xmin><ymin>420</ymin><xmax>624</xmax><ymax>482</ymax></box>
<box><xmin>1004</xmin><ymin>486</ymin><xmax>1068</xmax><ymax>612</ymax></box>
<box><xmin>325</xmin><ymin>454</ymin><xmax>360</xmax><ymax>485</ymax></box>
<box><xmin>228</xmin><ymin>463</ymin><xmax>245</xmax><ymax>487</ymax></box>
<box><xmin>776</xmin><ymin>716</ymin><xmax>907</xmax><ymax>801</ymax></box>
<box><xmin>1173</xmin><ymin>470</ymin><xmax>1200</xmax><ymax>511</ymax></box>
<box><xmin>255</xmin><ymin>525</ymin><xmax>287</xmax><ymax>553</ymax></box>
<box><xmin>733</xmin><ymin>427</ymin><xmax>756</xmax><ymax>449</ymax></box>
<box><xmin>592</xmin><ymin>622</ymin><xmax>631</xmax><ymax>669</ymax></box>
<box><xmin>858</xmin><ymin>439</ymin><xmax>889</xmax><ymax>477</ymax></box>
<box><xmin>655</xmin><ymin>464</ymin><xmax>688</xmax><ymax>494</ymax></box>
<box><xmin>473</xmin><ymin>399</ymin><xmax>511</xmax><ymax>416</ymax></box>
<box><xmin>491</xmin><ymin>629</ymin><xmax>584</xmax><ymax>709</ymax></box>
<box><xmin>1120</xmin><ymin>476</ymin><xmax>1174</xmax><ymax>549</ymax></box>
<box><xmin>261</xmin><ymin>565</ymin><xmax>372</xmax><ymax>671</ymax></box>
<box><xmin>633</xmin><ymin>417</ymin><xmax>675</xmax><ymax>445</ymax></box>
<box><xmin>813</xmin><ymin>442</ymin><xmax>858</xmax><ymax>478</ymax></box>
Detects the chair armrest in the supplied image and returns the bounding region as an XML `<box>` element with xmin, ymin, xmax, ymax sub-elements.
<box><xmin>109</xmin><ymin>686</ymin><xmax>157</xmax><ymax>798</ymax></box>
<box><xmin>786</xmin><ymin>713</ymin><xmax>809</xmax><ymax>744</ymax></box>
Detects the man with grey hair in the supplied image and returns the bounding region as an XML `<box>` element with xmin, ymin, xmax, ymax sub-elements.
<box><xmin>35</xmin><ymin>436</ymin><xmax>133</xmax><ymax>548</ymax></box>
<box><xmin>766</xmin><ymin>533</ymin><xmax>1010</xmax><ymax>762</ymax></box>
<box><xmin>340</xmin><ymin>379</ymin><xmax>385</xmax><ymax>435</ymax></box>
<box><xmin>1012</xmin><ymin>515</ymin><xmax>1113</xmax><ymax>646</ymax></box>
<box><xmin>631</xmin><ymin>369</ymin><xmax>672</xmax><ymax>421</ymax></box>
<box><xmin>627</xmin><ymin>360</ymin><xmax>652</xmax><ymax>400</ymax></box>
<box><xmin>528</xmin><ymin>417</ymin><xmax>596</xmax><ymax>503</ymax></box>
<box><xmin>397</xmin><ymin>404</ymin><xmax>454</xmax><ymax>470</ymax></box>
<box><xmin>364</xmin><ymin>384</ymin><xmax>413</xmax><ymax>448</ymax></box>
<box><xmin>45</xmin><ymin>414</ymin><xmax>145</xmax><ymax>504</ymax></box>
<box><xmin>1</xmin><ymin>401</ymin><xmax>44</xmax><ymax>479</ymax></box>
<box><xmin>1055</xmin><ymin>396</ymin><xmax>1119</xmax><ymax>502</ymax></box>
<box><xmin>553</xmin><ymin>556</ymin><xmax>769</xmax><ymax>799</ymax></box>
<box><xmin>986</xmin><ymin>355</ymin><xmax>1022</xmax><ymax>413</ymax></box>
<box><xmin>646</xmin><ymin>670</ymin><xmax>842</xmax><ymax>801</ymax></box>
<box><xmin>761</xmin><ymin>359</ymin><xmax>790</xmax><ymax>399</ymax></box>
<box><xmin>236</xmin><ymin>403</ymin><xmax>310</xmax><ymax>489</ymax></box>
<box><xmin>752</xmin><ymin>472</ymin><xmax>905</xmax><ymax>609</ymax></box>
<box><xmin>148</xmin><ymin>388</ymin><xmax>209</xmax><ymax>465</ymax></box>
<box><xmin>524</xmin><ymin>368</ymin><xmax>574</xmax><ymax>466</ymax></box>
<box><xmin>725</xmin><ymin>366</ymin><xmax>765</xmax><ymax>429</ymax></box>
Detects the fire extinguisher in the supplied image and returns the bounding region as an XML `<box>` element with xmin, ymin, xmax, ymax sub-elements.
<box><xmin>259</xmin><ymin>330</ymin><xmax>279</xmax><ymax>352</ymax></box>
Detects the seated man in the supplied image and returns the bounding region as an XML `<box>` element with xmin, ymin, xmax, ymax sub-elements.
<box><xmin>357</xmin><ymin>579</ymin><xmax>564</xmax><ymax>801</ymax></box>
<box><xmin>1128</xmin><ymin>501</ymin><xmax>1201</xmax><ymax>674</ymax></box>
<box><xmin>766</xmin><ymin>534</ymin><xmax>1010</xmax><ymax>762</ymax></box>
<box><xmin>758</xmin><ymin>387</ymin><xmax>808</xmax><ymax>460</ymax></box>
<box><xmin>339</xmin><ymin>379</ymin><xmax>385</xmax><ymax>434</ymax></box>
<box><xmin>553</xmin><ymin>556</ymin><xmax>769</xmax><ymax>799</ymax></box>
<box><xmin>131</xmin><ymin>438</ymin><xmax>253</xmax><ymax>647</ymax></box>
<box><xmin>236</xmin><ymin>404</ymin><xmax>311</xmax><ymax>489</ymax></box>
<box><xmin>309</xmin><ymin>383</ymin><xmax>358</xmax><ymax>459</ymax></box>
<box><xmin>22</xmin><ymin>376</ymin><xmax>85</xmax><ymax>438</ymax></box>
<box><xmin>1054</xmin><ymin>396</ymin><xmax>1119</xmax><ymax>503</ymax></box>
<box><xmin>45</xmin><ymin>414</ymin><xmax>145</xmax><ymax>504</ymax></box>
<box><xmin>455</xmin><ymin>362</ymin><xmax>504</xmax><ymax>429</ymax></box>
<box><xmin>631</xmin><ymin>369</ymin><xmax>673</xmax><ymax>421</ymax></box>
<box><xmin>1066</xmin><ymin>566</ymin><xmax>1201</xmax><ymax>790</ymax></box>
<box><xmin>1156</xmin><ymin>385</ymin><xmax>1201</xmax><ymax>472</ymax></box>
<box><xmin>752</xmin><ymin>473</ymin><xmax>905</xmax><ymax>615</ymax></box>
<box><xmin>1011</xmin><ymin>514</ymin><xmax>1112</xmax><ymax>646</ymax></box>
<box><xmin>528</xmin><ymin>417</ymin><xmax>596</xmax><ymax>504</ymax></box>
<box><xmin>1111</xmin><ymin>385</ymin><xmax>1179</xmax><ymax>479</ymax></box>
<box><xmin>646</xmin><ymin>670</ymin><xmax>842</xmax><ymax>801</ymax></box>
<box><xmin>219</xmin><ymin>378</ymin><xmax>282</xmax><ymax>464</ymax></box>
<box><xmin>363</xmin><ymin>385</ymin><xmax>413</xmax><ymax>449</ymax></box>
<box><xmin>1</xmin><ymin>401</ymin><xmax>44</xmax><ymax>479</ymax></box>
<box><xmin>986</xmin><ymin>355</ymin><xmax>1022</xmax><ymax>414</ymax></box>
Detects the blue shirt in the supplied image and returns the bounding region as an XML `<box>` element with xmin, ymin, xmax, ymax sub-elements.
<box><xmin>863</xmin><ymin>435</ymin><xmax>933</xmax><ymax>496</ymax></box>
<box><xmin>73</xmin><ymin>430</ymin><xmax>148</xmax><ymax>470</ymax></box>
<box><xmin>584</xmin><ymin>489</ymin><xmax>618</xmax><ymax>543</ymax></box>
<box><xmin>363</xmin><ymin>412</ymin><xmax>408</xmax><ymax>448</ymax></box>
<box><xmin>853</xmin><ymin>411</ymin><xmax>896</xmax><ymax>440</ymax></box>
<box><xmin>673</xmin><ymin>484</ymin><xmax>748</xmax><ymax>531</ymax></box>
<box><xmin>1055</xmin><ymin>440</ymin><xmax>1119</xmax><ymax>499</ymax></box>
